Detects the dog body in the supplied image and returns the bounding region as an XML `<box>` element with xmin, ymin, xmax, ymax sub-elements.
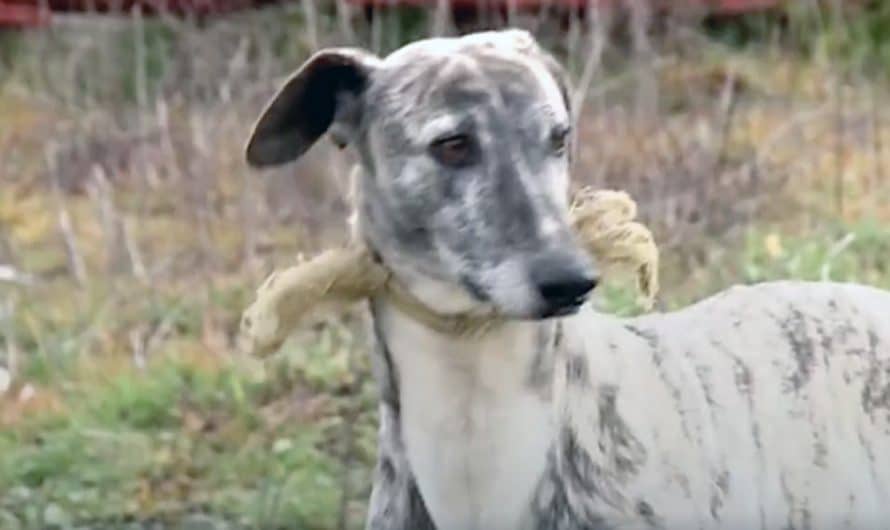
<box><xmin>245</xmin><ymin>29</ymin><xmax>890</xmax><ymax>529</ymax></box>
<box><xmin>365</xmin><ymin>281</ymin><xmax>890</xmax><ymax>530</ymax></box>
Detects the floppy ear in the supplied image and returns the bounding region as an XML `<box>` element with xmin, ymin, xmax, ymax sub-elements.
<box><xmin>245</xmin><ymin>48</ymin><xmax>381</xmax><ymax>168</ymax></box>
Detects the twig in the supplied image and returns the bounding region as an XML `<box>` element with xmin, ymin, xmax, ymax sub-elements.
<box><xmin>564</xmin><ymin>7</ymin><xmax>583</xmax><ymax>76</ymax></box>
<box><xmin>629</xmin><ymin>0</ymin><xmax>656</xmax><ymax>120</ymax></box>
<box><xmin>336</xmin><ymin>0</ymin><xmax>358</xmax><ymax>45</ymax></box>
<box><xmin>130</xmin><ymin>326</ymin><xmax>147</xmax><ymax>370</ymax></box>
<box><xmin>833</xmin><ymin>72</ymin><xmax>845</xmax><ymax>217</ymax></box>
<box><xmin>91</xmin><ymin>165</ymin><xmax>127</xmax><ymax>275</ymax></box>
<box><xmin>45</xmin><ymin>146</ymin><xmax>88</xmax><ymax>285</ymax></box>
<box><xmin>713</xmin><ymin>67</ymin><xmax>739</xmax><ymax>175</ymax></box>
<box><xmin>0</xmin><ymin>266</ymin><xmax>35</xmax><ymax>287</ymax></box>
<box><xmin>301</xmin><ymin>0</ymin><xmax>319</xmax><ymax>51</ymax></box>
<box><xmin>505</xmin><ymin>0</ymin><xmax>518</xmax><ymax>29</ymax></box>
<box><xmin>122</xmin><ymin>217</ymin><xmax>149</xmax><ymax>283</ymax></box>
<box><xmin>241</xmin><ymin>158</ymin><xmax>258</xmax><ymax>271</ymax></box>
<box><xmin>431</xmin><ymin>0</ymin><xmax>452</xmax><ymax>37</ymax></box>
<box><xmin>1</xmin><ymin>298</ymin><xmax>18</xmax><ymax>387</ymax></box>
<box><xmin>371</xmin><ymin>4</ymin><xmax>383</xmax><ymax>55</ymax></box>
<box><xmin>187</xmin><ymin>111</ymin><xmax>216</xmax><ymax>266</ymax></box>
<box><xmin>754</xmin><ymin>105</ymin><xmax>833</xmax><ymax>169</ymax></box>
<box><xmin>133</xmin><ymin>5</ymin><xmax>148</xmax><ymax>130</ymax></box>
<box><xmin>870</xmin><ymin>83</ymin><xmax>885</xmax><ymax>192</ymax></box>
<box><xmin>533</xmin><ymin>0</ymin><xmax>555</xmax><ymax>34</ymax></box>
<box><xmin>820</xmin><ymin>233</ymin><xmax>856</xmax><ymax>282</ymax></box>
<box><xmin>570</xmin><ymin>3</ymin><xmax>608</xmax><ymax>158</ymax></box>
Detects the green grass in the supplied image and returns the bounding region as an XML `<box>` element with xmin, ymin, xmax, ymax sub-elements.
<box><xmin>595</xmin><ymin>217</ymin><xmax>890</xmax><ymax>315</ymax></box>
<box><xmin>0</xmin><ymin>298</ymin><xmax>378</xmax><ymax>529</ymax></box>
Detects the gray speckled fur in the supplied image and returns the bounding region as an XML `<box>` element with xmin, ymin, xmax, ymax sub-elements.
<box><xmin>537</xmin><ymin>281</ymin><xmax>890</xmax><ymax>530</ymax></box>
<box><xmin>365</xmin><ymin>280</ymin><xmax>890</xmax><ymax>530</ymax></box>
<box><xmin>245</xmin><ymin>30</ymin><xmax>890</xmax><ymax>530</ymax></box>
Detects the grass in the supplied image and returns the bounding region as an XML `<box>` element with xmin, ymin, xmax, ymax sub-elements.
<box><xmin>0</xmin><ymin>308</ymin><xmax>376</xmax><ymax>529</ymax></box>
<box><xmin>2</xmin><ymin>3</ymin><xmax>890</xmax><ymax>529</ymax></box>
<box><xmin>3</xmin><ymin>213</ymin><xmax>890</xmax><ymax>529</ymax></box>
<box><xmin>594</xmin><ymin>216</ymin><xmax>890</xmax><ymax>316</ymax></box>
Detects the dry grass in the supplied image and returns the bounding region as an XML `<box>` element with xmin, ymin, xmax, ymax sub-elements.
<box><xmin>2</xmin><ymin>2</ymin><xmax>890</xmax><ymax>528</ymax></box>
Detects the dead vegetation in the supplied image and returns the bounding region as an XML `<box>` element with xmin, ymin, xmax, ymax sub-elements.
<box><xmin>2</xmin><ymin>1</ymin><xmax>890</xmax><ymax>527</ymax></box>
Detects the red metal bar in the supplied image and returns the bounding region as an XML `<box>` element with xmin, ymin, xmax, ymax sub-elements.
<box><xmin>346</xmin><ymin>0</ymin><xmax>787</xmax><ymax>13</ymax></box>
<box><xmin>0</xmin><ymin>0</ymin><xmax>280</xmax><ymax>20</ymax></box>
<box><xmin>0</xmin><ymin>0</ymin><xmax>854</xmax><ymax>28</ymax></box>
<box><xmin>0</xmin><ymin>1</ymin><xmax>51</xmax><ymax>26</ymax></box>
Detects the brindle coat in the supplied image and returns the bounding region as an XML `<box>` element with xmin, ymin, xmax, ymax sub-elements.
<box><xmin>245</xmin><ymin>29</ymin><xmax>890</xmax><ymax>530</ymax></box>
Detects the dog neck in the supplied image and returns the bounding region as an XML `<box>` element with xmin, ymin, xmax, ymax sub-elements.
<box><xmin>369</xmin><ymin>286</ymin><xmax>561</xmax><ymax>530</ymax></box>
<box><xmin>354</xmin><ymin>165</ymin><xmax>563</xmax><ymax>528</ymax></box>
<box><xmin>366</xmin><ymin>248</ymin><xmax>506</xmax><ymax>337</ymax></box>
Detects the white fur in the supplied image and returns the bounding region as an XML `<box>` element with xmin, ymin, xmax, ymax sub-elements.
<box><xmin>556</xmin><ymin>282</ymin><xmax>890</xmax><ymax>528</ymax></box>
<box><xmin>380</xmin><ymin>304</ymin><xmax>553</xmax><ymax>530</ymax></box>
<box><xmin>380</xmin><ymin>280</ymin><xmax>890</xmax><ymax>529</ymax></box>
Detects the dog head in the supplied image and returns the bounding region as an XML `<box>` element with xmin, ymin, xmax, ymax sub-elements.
<box><xmin>246</xmin><ymin>29</ymin><xmax>598</xmax><ymax>319</ymax></box>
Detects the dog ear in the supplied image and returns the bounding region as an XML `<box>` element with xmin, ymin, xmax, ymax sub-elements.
<box><xmin>245</xmin><ymin>48</ymin><xmax>381</xmax><ymax>168</ymax></box>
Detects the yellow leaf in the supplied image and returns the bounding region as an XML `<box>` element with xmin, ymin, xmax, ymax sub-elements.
<box><xmin>0</xmin><ymin>191</ymin><xmax>53</xmax><ymax>245</ymax></box>
<box><xmin>764</xmin><ymin>233</ymin><xmax>784</xmax><ymax>259</ymax></box>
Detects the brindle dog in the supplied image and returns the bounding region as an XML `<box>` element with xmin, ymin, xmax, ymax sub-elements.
<box><xmin>245</xmin><ymin>29</ymin><xmax>890</xmax><ymax>530</ymax></box>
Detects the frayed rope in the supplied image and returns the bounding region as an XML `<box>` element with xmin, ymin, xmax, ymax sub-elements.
<box><xmin>239</xmin><ymin>188</ymin><xmax>659</xmax><ymax>357</ymax></box>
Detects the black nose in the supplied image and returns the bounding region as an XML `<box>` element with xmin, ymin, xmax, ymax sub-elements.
<box><xmin>529</xmin><ymin>252</ymin><xmax>599</xmax><ymax>316</ymax></box>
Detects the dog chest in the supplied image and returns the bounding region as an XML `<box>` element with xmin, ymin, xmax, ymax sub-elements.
<box><xmin>385</xmin><ymin>315</ymin><xmax>555</xmax><ymax>530</ymax></box>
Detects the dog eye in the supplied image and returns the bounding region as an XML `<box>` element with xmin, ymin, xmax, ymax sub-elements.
<box><xmin>430</xmin><ymin>134</ymin><xmax>476</xmax><ymax>167</ymax></box>
<box><xmin>550</xmin><ymin>126</ymin><xmax>570</xmax><ymax>155</ymax></box>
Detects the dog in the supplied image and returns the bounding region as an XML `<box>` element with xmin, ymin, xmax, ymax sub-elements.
<box><xmin>244</xmin><ymin>29</ymin><xmax>890</xmax><ymax>530</ymax></box>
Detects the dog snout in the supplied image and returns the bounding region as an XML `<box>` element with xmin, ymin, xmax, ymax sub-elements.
<box><xmin>528</xmin><ymin>252</ymin><xmax>599</xmax><ymax>317</ymax></box>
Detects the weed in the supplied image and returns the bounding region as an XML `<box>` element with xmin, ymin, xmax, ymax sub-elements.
<box><xmin>2</xmin><ymin>2</ymin><xmax>890</xmax><ymax>528</ymax></box>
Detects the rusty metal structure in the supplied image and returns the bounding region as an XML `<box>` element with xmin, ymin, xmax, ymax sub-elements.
<box><xmin>0</xmin><ymin>0</ymin><xmax>795</xmax><ymax>28</ymax></box>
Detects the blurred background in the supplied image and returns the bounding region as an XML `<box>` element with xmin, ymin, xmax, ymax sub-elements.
<box><xmin>1</xmin><ymin>0</ymin><xmax>890</xmax><ymax>528</ymax></box>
